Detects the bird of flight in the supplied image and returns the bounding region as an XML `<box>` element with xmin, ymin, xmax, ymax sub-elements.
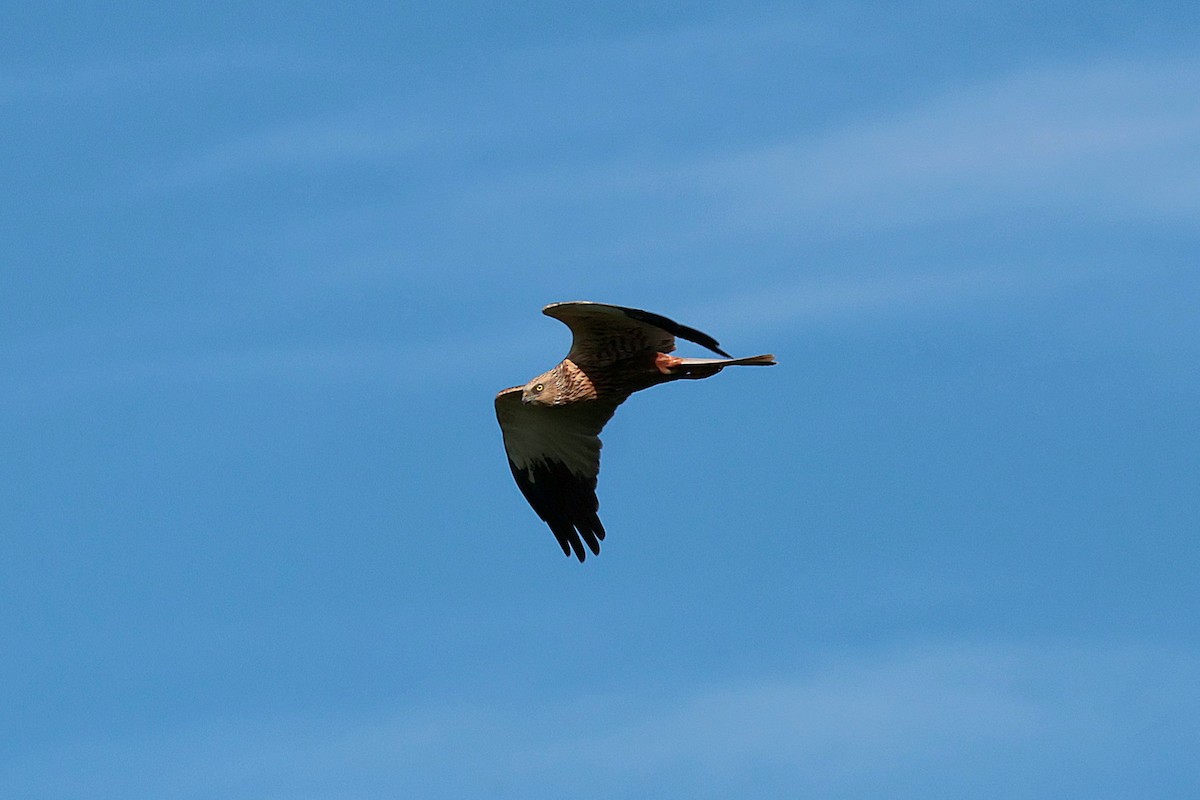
<box><xmin>495</xmin><ymin>301</ymin><xmax>776</xmax><ymax>561</ymax></box>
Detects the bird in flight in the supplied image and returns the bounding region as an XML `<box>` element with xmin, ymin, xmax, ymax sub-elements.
<box><xmin>494</xmin><ymin>301</ymin><xmax>776</xmax><ymax>561</ymax></box>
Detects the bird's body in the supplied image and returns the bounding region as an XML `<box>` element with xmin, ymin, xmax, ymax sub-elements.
<box><xmin>495</xmin><ymin>301</ymin><xmax>775</xmax><ymax>561</ymax></box>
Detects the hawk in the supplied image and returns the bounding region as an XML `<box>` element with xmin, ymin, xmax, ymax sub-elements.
<box><xmin>494</xmin><ymin>301</ymin><xmax>776</xmax><ymax>561</ymax></box>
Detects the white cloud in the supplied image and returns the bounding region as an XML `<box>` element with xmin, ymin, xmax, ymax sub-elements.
<box><xmin>3</xmin><ymin>639</ymin><xmax>1194</xmax><ymax>798</ymax></box>
<box><xmin>0</xmin><ymin>50</ymin><xmax>294</xmax><ymax>106</ymax></box>
<box><xmin>466</xmin><ymin>54</ymin><xmax>1200</xmax><ymax>237</ymax></box>
<box><xmin>703</xmin><ymin>56</ymin><xmax>1200</xmax><ymax>231</ymax></box>
<box><xmin>0</xmin><ymin>321</ymin><xmax>549</xmax><ymax>411</ymax></box>
<box><xmin>130</xmin><ymin>117</ymin><xmax>429</xmax><ymax>192</ymax></box>
<box><xmin>679</xmin><ymin>268</ymin><xmax>1030</xmax><ymax>340</ymax></box>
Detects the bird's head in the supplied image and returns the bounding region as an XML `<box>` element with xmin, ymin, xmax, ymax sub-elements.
<box><xmin>522</xmin><ymin>369</ymin><xmax>559</xmax><ymax>406</ymax></box>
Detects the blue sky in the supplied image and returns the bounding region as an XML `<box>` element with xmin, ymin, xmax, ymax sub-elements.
<box><xmin>2</xmin><ymin>2</ymin><xmax>1198</xmax><ymax>797</ymax></box>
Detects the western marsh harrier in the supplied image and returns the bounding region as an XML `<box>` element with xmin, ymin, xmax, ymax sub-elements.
<box><xmin>495</xmin><ymin>301</ymin><xmax>775</xmax><ymax>561</ymax></box>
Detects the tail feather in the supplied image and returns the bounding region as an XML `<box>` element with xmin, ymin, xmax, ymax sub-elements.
<box><xmin>656</xmin><ymin>352</ymin><xmax>776</xmax><ymax>379</ymax></box>
<box><xmin>676</xmin><ymin>353</ymin><xmax>776</xmax><ymax>367</ymax></box>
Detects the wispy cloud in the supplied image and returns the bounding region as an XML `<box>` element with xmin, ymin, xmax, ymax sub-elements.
<box><xmin>680</xmin><ymin>268</ymin><xmax>1032</xmax><ymax>340</ymax></box>
<box><xmin>3</xmin><ymin>640</ymin><xmax>1194</xmax><ymax>798</ymax></box>
<box><xmin>0</xmin><ymin>50</ymin><xmax>299</xmax><ymax>106</ymax></box>
<box><xmin>464</xmin><ymin>54</ymin><xmax>1200</xmax><ymax>238</ymax></box>
<box><xmin>127</xmin><ymin>117</ymin><xmax>430</xmax><ymax>193</ymax></box>
<box><xmin>510</xmin><ymin>11</ymin><xmax>837</xmax><ymax>73</ymax></box>
<box><xmin>0</xmin><ymin>261</ymin><xmax>1109</xmax><ymax>410</ymax></box>
<box><xmin>0</xmin><ymin>265</ymin><xmax>1027</xmax><ymax>411</ymax></box>
<box><xmin>0</xmin><ymin>321</ymin><xmax>548</xmax><ymax>411</ymax></box>
<box><xmin>702</xmin><ymin>56</ymin><xmax>1200</xmax><ymax>231</ymax></box>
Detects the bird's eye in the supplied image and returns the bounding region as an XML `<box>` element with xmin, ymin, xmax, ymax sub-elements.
<box><xmin>533</xmin><ymin>383</ymin><xmax>544</xmax><ymax>392</ymax></box>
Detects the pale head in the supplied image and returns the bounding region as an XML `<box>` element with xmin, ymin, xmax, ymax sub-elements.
<box><xmin>521</xmin><ymin>367</ymin><xmax>562</xmax><ymax>406</ymax></box>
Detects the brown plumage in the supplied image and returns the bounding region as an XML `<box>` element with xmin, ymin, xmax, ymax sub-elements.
<box><xmin>494</xmin><ymin>301</ymin><xmax>776</xmax><ymax>561</ymax></box>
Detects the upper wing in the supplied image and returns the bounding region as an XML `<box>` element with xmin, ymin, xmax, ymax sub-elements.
<box><xmin>543</xmin><ymin>301</ymin><xmax>731</xmax><ymax>368</ymax></box>
<box><xmin>494</xmin><ymin>387</ymin><xmax>620</xmax><ymax>561</ymax></box>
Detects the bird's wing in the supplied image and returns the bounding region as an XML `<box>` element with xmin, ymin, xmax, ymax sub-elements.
<box><xmin>543</xmin><ymin>301</ymin><xmax>731</xmax><ymax>367</ymax></box>
<box><xmin>494</xmin><ymin>387</ymin><xmax>620</xmax><ymax>561</ymax></box>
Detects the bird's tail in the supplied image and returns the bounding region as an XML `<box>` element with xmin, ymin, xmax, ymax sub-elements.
<box><xmin>678</xmin><ymin>354</ymin><xmax>776</xmax><ymax>367</ymax></box>
<box><xmin>655</xmin><ymin>352</ymin><xmax>776</xmax><ymax>378</ymax></box>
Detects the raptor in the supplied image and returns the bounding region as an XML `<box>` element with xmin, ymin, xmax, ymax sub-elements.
<box><xmin>495</xmin><ymin>301</ymin><xmax>775</xmax><ymax>561</ymax></box>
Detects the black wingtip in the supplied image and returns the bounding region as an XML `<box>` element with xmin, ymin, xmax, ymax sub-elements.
<box><xmin>558</xmin><ymin>522</ymin><xmax>603</xmax><ymax>563</ymax></box>
<box><xmin>706</xmin><ymin>341</ymin><xmax>733</xmax><ymax>358</ymax></box>
<box><xmin>620</xmin><ymin>306</ymin><xmax>731</xmax><ymax>357</ymax></box>
<box><xmin>569</xmin><ymin>537</ymin><xmax>586</xmax><ymax>562</ymax></box>
<box><xmin>554</xmin><ymin>536</ymin><xmax>572</xmax><ymax>558</ymax></box>
<box><xmin>508</xmin><ymin>456</ymin><xmax>608</xmax><ymax>564</ymax></box>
